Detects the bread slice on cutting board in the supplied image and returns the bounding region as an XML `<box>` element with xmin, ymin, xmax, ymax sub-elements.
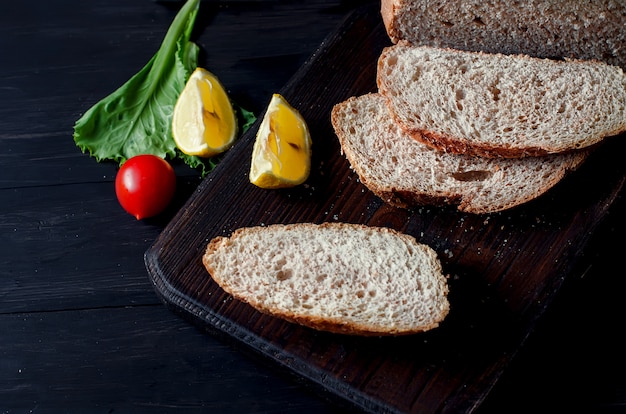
<box><xmin>377</xmin><ymin>42</ymin><xmax>626</xmax><ymax>158</ymax></box>
<box><xmin>381</xmin><ymin>0</ymin><xmax>626</xmax><ymax>69</ymax></box>
<box><xmin>331</xmin><ymin>93</ymin><xmax>588</xmax><ymax>214</ymax></box>
<box><xmin>203</xmin><ymin>222</ymin><xmax>450</xmax><ymax>336</ymax></box>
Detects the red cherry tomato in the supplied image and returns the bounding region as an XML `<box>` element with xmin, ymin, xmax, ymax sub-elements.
<box><xmin>115</xmin><ymin>154</ymin><xmax>176</xmax><ymax>220</ymax></box>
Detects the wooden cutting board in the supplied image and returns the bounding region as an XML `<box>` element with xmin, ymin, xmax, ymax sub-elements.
<box><xmin>144</xmin><ymin>4</ymin><xmax>626</xmax><ymax>413</ymax></box>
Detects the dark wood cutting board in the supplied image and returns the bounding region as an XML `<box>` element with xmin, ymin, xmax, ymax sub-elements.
<box><xmin>145</xmin><ymin>4</ymin><xmax>626</xmax><ymax>413</ymax></box>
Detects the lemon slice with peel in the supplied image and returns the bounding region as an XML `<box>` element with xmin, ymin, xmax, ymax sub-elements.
<box><xmin>249</xmin><ymin>94</ymin><xmax>312</xmax><ymax>189</ymax></box>
<box><xmin>172</xmin><ymin>67</ymin><xmax>237</xmax><ymax>157</ymax></box>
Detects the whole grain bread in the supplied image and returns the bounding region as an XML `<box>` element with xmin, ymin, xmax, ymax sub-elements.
<box><xmin>331</xmin><ymin>93</ymin><xmax>588</xmax><ymax>214</ymax></box>
<box><xmin>377</xmin><ymin>43</ymin><xmax>626</xmax><ymax>158</ymax></box>
<box><xmin>203</xmin><ymin>222</ymin><xmax>450</xmax><ymax>336</ymax></box>
<box><xmin>381</xmin><ymin>0</ymin><xmax>626</xmax><ymax>69</ymax></box>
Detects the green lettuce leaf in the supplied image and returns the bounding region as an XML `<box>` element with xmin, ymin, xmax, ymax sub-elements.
<box><xmin>74</xmin><ymin>0</ymin><xmax>201</xmax><ymax>166</ymax></box>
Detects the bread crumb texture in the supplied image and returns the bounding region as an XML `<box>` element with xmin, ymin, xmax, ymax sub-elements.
<box><xmin>203</xmin><ymin>222</ymin><xmax>450</xmax><ymax>335</ymax></box>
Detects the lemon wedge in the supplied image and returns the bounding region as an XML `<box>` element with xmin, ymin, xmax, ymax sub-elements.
<box><xmin>249</xmin><ymin>94</ymin><xmax>312</xmax><ymax>189</ymax></box>
<box><xmin>172</xmin><ymin>67</ymin><xmax>237</xmax><ymax>157</ymax></box>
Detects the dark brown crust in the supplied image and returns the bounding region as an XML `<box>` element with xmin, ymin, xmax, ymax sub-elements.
<box><xmin>380</xmin><ymin>0</ymin><xmax>400</xmax><ymax>44</ymax></box>
<box><xmin>375</xmin><ymin>189</ymin><xmax>462</xmax><ymax>211</ymax></box>
<box><xmin>239</xmin><ymin>301</ymin><xmax>441</xmax><ymax>336</ymax></box>
<box><xmin>407</xmin><ymin>126</ymin><xmax>552</xmax><ymax>159</ymax></box>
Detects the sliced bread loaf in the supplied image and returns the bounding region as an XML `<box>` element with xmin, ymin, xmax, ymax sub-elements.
<box><xmin>203</xmin><ymin>222</ymin><xmax>449</xmax><ymax>336</ymax></box>
<box><xmin>381</xmin><ymin>0</ymin><xmax>626</xmax><ymax>69</ymax></box>
<box><xmin>377</xmin><ymin>43</ymin><xmax>626</xmax><ymax>158</ymax></box>
<box><xmin>331</xmin><ymin>93</ymin><xmax>588</xmax><ymax>214</ymax></box>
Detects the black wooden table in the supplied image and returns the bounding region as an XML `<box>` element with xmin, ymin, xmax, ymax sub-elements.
<box><xmin>1</xmin><ymin>1</ymin><xmax>625</xmax><ymax>413</ymax></box>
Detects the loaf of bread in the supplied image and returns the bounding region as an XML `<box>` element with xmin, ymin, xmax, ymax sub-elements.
<box><xmin>377</xmin><ymin>43</ymin><xmax>626</xmax><ymax>158</ymax></box>
<box><xmin>331</xmin><ymin>93</ymin><xmax>588</xmax><ymax>214</ymax></box>
<box><xmin>203</xmin><ymin>222</ymin><xmax>450</xmax><ymax>336</ymax></box>
<box><xmin>381</xmin><ymin>0</ymin><xmax>626</xmax><ymax>69</ymax></box>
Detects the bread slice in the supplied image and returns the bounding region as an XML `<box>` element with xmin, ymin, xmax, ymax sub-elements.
<box><xmin>203</xmin><ymin>222</ymin><xmax>449</xmax><ymax>336</ymax></box>
<box><xmin>377</xmin><ymin>43</ymin><xmax>626</xmax><ymax>158</ymax></box>
<box><xmin>381</xmin><ymin>0</ymin><xmax>626</xmax><ymax>69</ymax></box>
<box><xmin>331</xmin><ymin>93</ymin><xmax>588</xmax><ymax>214</ymax></box>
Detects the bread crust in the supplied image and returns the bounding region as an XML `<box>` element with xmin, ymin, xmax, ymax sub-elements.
<box><xmin>380</xmin><ymin>0</ymin><xmax>398</xmax><ymax>43</ymax></box>
<box><xmin>402</xmin><ymin>121</ymin><xmax>552</xmax><ymax>159</ymax></box>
